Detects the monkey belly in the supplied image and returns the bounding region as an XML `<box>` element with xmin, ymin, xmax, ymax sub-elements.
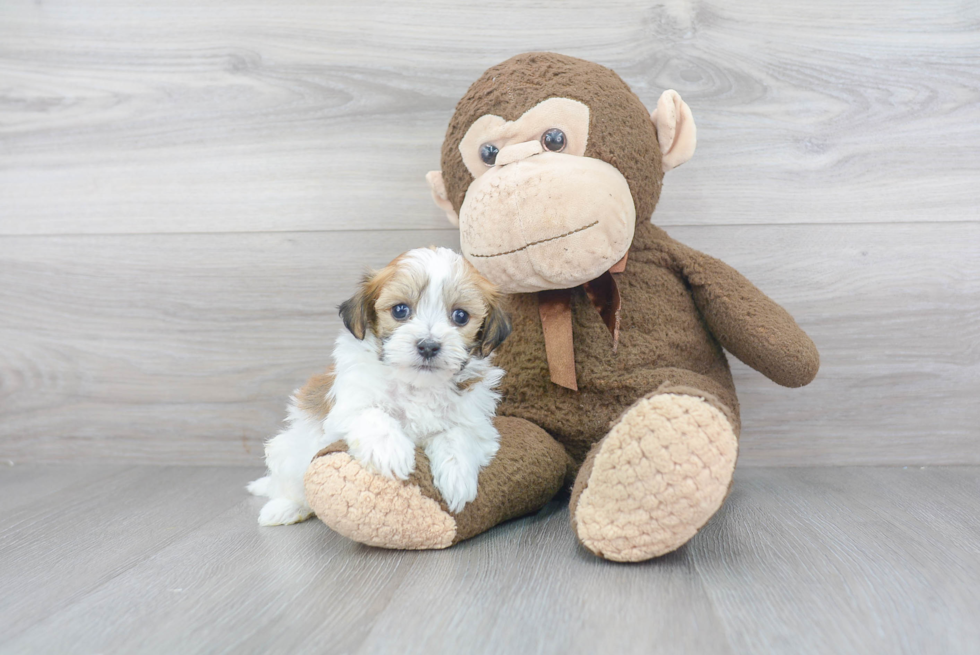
<box><xmin>495</xmin><ymin>260</ymin><xmax>740</xmax><ymax>465</ymax></box>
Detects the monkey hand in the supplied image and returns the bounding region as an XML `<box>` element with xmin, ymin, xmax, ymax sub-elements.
<box><xmin>671</xmin><ymin>241</ymin><xmax>820</xmax><ymax>388</ymax></box>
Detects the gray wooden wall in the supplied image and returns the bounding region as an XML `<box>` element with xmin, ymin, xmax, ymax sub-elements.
<box><xmin>1</xmin><ymin>0</ymin><xmax>977</xmax><ymax>466</ymax></box>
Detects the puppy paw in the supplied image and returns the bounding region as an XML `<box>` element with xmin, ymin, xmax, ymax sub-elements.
<box><xmin>347</xmin><ymin>411</ymin><xmax>416</xmax><ymax>480</ymax></box>
<box><xmin>257</xmin><ymin>498</ymin><xmax>313</xmax><ymax>527</ymax></box>
<box><xmin>431</xmin><ymin>458</ymin><xmax>479</xmax><ymax>514</ymax></box>
<box><xmin>246</xmin><ymin>476</ymin><xmax>272</xmax><ymax>497</ymax></box>
<box><xmin>351</xmin><ymin>436</ymin><xmax>416</xmax><ymax>480</ymax></box>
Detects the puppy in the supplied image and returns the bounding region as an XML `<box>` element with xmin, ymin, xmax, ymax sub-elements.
<box><xmin>248</xmin><ymin>247</ymin><xmax>511</xmax><ymax>526</ymax></box>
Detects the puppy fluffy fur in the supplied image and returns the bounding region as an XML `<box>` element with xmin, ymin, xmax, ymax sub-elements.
<box><xmin>248</xmin><ymin>247</ymin><xmax>511</xmax><ymax>526</ymax></box>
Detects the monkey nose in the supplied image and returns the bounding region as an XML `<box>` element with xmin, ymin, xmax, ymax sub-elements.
<box><xmin>495</xmin><ymin>140</ymin><xmax>544</xmax><ymax>166</ymax></box>
<box><xmin>416</xmin><ymin>339</ymin><xmax>441</xmax><ymax>360</ymax></box>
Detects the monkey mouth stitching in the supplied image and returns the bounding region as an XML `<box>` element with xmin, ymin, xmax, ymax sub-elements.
<box><xmin>470</xmin><ymin>220</ymin><xmax>599</xmax><ymax>258</ymax></box>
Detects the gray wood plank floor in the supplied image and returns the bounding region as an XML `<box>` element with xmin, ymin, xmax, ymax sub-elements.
<box><xmin>1</xmin><ymin>465</ymin><xmax>977</xmax><ymax>655</ymax></box>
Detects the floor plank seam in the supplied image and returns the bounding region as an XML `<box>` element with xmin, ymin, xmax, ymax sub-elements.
<box><xmin>2</xmin><ymin>218</ymin><xmax>978</xmax><ymax>240</ymax></box>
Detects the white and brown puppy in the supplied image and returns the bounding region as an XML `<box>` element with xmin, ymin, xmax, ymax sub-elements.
<box><xmin>248</xmin><ymin>247</ymin><xmax>511</xmax><ymax>526</ymax></box>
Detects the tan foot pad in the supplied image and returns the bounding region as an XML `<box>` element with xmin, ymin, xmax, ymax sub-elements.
<box><xmin>304</xmin><ymin>452</ymin><xmax>457</xmax><ymax>550</ymax></box>
<box><xmin>572</xmin><ymin>393</ymin><xmax>737</xmax><ymax>562</ymax></box>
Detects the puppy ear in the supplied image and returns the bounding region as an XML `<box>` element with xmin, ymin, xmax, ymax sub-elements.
<box><xmin>477</xmin><ymin>304</ymin><xmax>512</xmax><ymax>357</ymax></box>
<box><xmin>338</xmin><ymin>277</ymin><xmax>375</xmax><ymax>340</ymax></box>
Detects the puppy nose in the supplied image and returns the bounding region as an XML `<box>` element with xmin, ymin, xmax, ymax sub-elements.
<box><xmin>417</xmin><ymin>339</ymin><xmax>441</xmax><ymax>360</ymax></box>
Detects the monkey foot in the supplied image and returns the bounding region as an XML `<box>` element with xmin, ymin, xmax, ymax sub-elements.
<box><xmin>570</xmin><ymin>393</ymin><xmax>738</xmax><ymax>562</ymax></box>
<box><xmin>304</xmin><ymin>451</ymin><xmax>457</xmax><ymax>550</ymax></box>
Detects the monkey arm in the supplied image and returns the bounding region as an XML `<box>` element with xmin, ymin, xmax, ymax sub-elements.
<box><xmin>667</xmin><ymin>241</ymin><xmax>820</xmax><ymax>388</ymax></box>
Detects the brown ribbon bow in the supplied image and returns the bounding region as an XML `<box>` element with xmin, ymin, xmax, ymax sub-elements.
<box><xmin>537</xmin><ymin>253</ymin><xmax>627</xmax><ymax>390</ymax></box>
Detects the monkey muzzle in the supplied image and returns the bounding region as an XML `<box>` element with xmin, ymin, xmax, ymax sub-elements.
<box><xmin>458</xmin><ymin>151</ymin><xmax>636</xmax><ymax>294</ymax></box>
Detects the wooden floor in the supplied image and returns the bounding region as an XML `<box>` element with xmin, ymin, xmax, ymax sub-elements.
<box><xmin>2</xmin><ymin>2</ymin><xmax>978</xmax><ymax>653</ymax></box>
<box><xmin>1</xmin><ymin>465</ymin><xmax>977</xmax><ymax>655</ymax></box>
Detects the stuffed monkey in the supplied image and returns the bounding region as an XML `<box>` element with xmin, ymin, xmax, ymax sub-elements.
<box><xmin>304</xmin><ymin>52</ymin><xmax>819</xmax><ymax>561</ymax></box>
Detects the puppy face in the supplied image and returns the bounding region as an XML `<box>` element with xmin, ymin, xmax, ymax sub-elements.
<box><xmin>339</xmin><ymin>247</ymin><xmax>511</xmax><ymax>380</ymax></box>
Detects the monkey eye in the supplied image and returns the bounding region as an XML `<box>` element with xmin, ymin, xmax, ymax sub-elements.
<box><xmin>451</xmin><ymin>308</ymin><xmax>470</xmax><ymax>326</ymax></box>
<box><xmin>479</xmin><ymin>143</ymin><xmax>499</xmax><ymax>166</ymax></box>
<box><xmin>541</xmin><ymin>128</ymin><xmax>566</xmax><ymax>152</ymax></box>
<box><xmin>391</xmin><ymin>304</ymin><xmax>411</xmax><ymax>321</ymax></box>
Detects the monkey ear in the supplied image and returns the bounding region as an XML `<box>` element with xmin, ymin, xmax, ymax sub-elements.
<box><xmin>477</xmin><ymin>305</ymin><xmax>512</xmax><ymax>357</ymax></box>
<box><xmin>425</xmin><ymin>171</ymin><xmax>460</xmax><ymax>227</ymax></box>
<box><xmin>338</xmin><ymin>281</ymin><xmax>374</xmax><ymax>340</ymax></box>
<box><xmin>650</xmin><ymin>90</ymin><xmax>697</xmax><ymax>172</ymax></box>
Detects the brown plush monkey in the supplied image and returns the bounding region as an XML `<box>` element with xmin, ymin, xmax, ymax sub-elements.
<box><xmin>304</xmin><ymin>52</ymin><xmax>819</xmax><ymax>561</ymax></box>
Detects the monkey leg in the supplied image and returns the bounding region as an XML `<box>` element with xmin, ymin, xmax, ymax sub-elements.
<box><xmin>304</xmin><ymin>417</ymin><xmax>569</xmax><ymax>550</ymax></box>
<box><xmin>569</xmin><ymin>374</ymin><xmax>739</xmax><ymax>562</ymax></box>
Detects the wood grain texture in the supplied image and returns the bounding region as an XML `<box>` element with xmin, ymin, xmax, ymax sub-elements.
<box><xmin>1</xmin><ymin>0</ymin><xmax>978</xmax><ymax>466</ymax></box>
<box><xmin>1</xmin><ymin>0</ymin><xmax>978</xmax><ymax>234</ymax></box>
<box><xmin>0</xmin><ymin>463</ymin><xmax>127</xmax><ymax>515</ymax></box>
<box><xmin>0</xmin><ymin>466</ymin><xmax>251</xmax><ymax>639</ymax></box>
<box><xmin>691</xmin><ymin>467</ymin><xmax>980</xmax><ymax>654</ymax></box>
<box><xmin>1</xmin><ymin>466</ymin><xmax>977</xmax><ymax>654</ymax></box>
<box><xmin>355</xmin><ymin>501</ymin><xmax>733</xmax><ymax>655</ymax></box>
<box><xmin>1</xmin><ymin>223</ymin><xmax>977</xmax><ymax>466</ymax></box>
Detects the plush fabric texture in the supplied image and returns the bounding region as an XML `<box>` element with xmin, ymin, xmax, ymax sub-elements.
<box><xmin>568</xmin><ymin>392</ymin><xmax>738</xmax><ymax>562</ymax></box>
<box><xmin>650</xmin><ymin>89</ymin><xmax>697</xmax><ymax>171</ymax></box>
<box><xmin>458</xmin><ymin>97</ymin><xmax>590</xmax><ymax>175</ymax></box>
<box><xmin>304</xmin><ymin>52</ymin><xmax>819</xmax><ymax>560</ymax></box>
<box><xmin>306</xmin><ymin>416</ymin><xmax>569</xmax><ymax>547</ymax></box>
<box><xmin>304</xmin><ymin>448</ymin><xmax>457</xmax><ymax>549</ymax></box>
<box><xmin>458</xmin><ymin>152</ymin><xmax>636</xmax><ymax>293</ymax></box>
<box><xmin>493</xmin><ymin>220</ymin><xmax>819</xmax><ymax>464</ymax></box>
<box><xmin>441</xmin><ymin>52</ymin><xmax>664</xmax><ymax>228</ymax></box>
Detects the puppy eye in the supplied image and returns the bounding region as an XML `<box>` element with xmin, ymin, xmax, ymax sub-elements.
<box><xmin>541</xmin><ymin>128</ymin><xmax>566</xmax><ymax>152</ymax></box>
<box><xmin>451</xmin><ymin>309</ymin><xmax>470</xmax><ymax>326</ymax></box>
<box><xmin>391</xmin><ymin>304</ymin><xmax>411</xmax><ymax>320</ymax></box>
<box><xmin>479</xmin><ymin>143</ymin><xmax>499</xmax><ymax>166</ymax></box>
